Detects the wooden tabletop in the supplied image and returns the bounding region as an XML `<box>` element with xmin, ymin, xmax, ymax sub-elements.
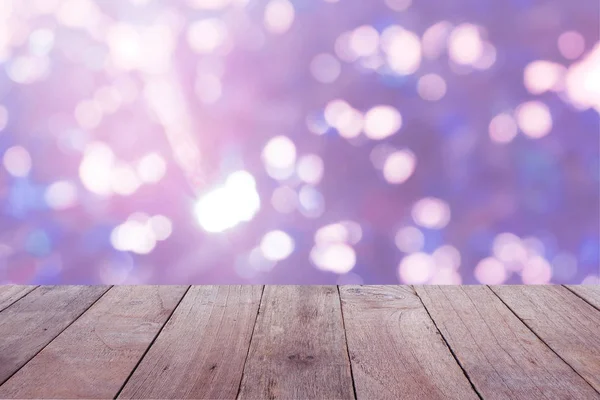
<box><xmin>0</xmin><ymin>285</ymin><xmax>598</xmax><ymax>399</ymax></box>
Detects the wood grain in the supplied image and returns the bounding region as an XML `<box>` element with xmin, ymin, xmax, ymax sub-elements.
<box><xmin>416</xmin><ymin>285</ymin><xmax>598</xmax><ymax>399</ymax></box>
<box><xmin>565</xmin><ymin>285</ymin><xmax>600</xmax><ymax>309</ymax></box>
<box><xmin>492</xmin><ymin>285</ymin><xmax>600</xmax><ymax>392</ymax></box>
<box><xmin>0</xmin><ymin>285</ymin><xmax>37</xmax><ymax>312</ymax></box>
<box><xmin>0</xmin><ymin>286</ymin><xmax>188</xmax><ymax>399</ymax></box>
<box><xmin>118</xmin><ymin>286</ymin><xmax>263</xmax><ymax>400</ymax></box>
<box><xmin>237</xmin><ymin>286</ymin><xmax>354</xmax><ymax>400</ymax></box>
<box><xmin>0</xmin><ymin>285</ymin><xmax>109</xmax><ymax>385</ymax></box>
<box><xmin>339</xmin><ymin>286</ymin><xmax>478</xmax><ymax>400</ymax></box>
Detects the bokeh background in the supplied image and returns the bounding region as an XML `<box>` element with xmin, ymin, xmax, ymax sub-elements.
<box><xmin>0</xmin><ymin>0</ymin><xmax>598</xmax><ymax>285</ymax></box>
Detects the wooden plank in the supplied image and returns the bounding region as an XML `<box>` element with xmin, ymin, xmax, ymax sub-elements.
<box><xmin>339</xmin><ymin>286</ymin><xmax>479</xmax><ymax>400</ymax></box>
<box><xmin>0</xmin><ymin>285</ymin><xmax>109</xmax><ymax>385</ymax></box>
<box><xmin>0</xmin><ymin>286</ymin><xmax>188</xmax><ymax>399</ymax></box>
<box><xmin>565</xmin><ymin>285</ymin><xmax>600</xmax><ymax>309</ymax></box>
<box><xmin>118</xmin><ymin>286</ymin><xmax>262</xmax><ymax>400</ymax></box>
<box><xmin>492</xmin><ymin>285</ymin><xmax>600</xmax><ymax>392</ymax></box>
<box><xmin>0</xmin><ymin>286</ymin><xmax>37</xmax><ymax>312</ymax></box>
<box><xmin>415</xmin><ymin>286</ymin><xmax>599</xmax><ymax>399</ymax></box>
<box><xmin>237</xmin><ymin>286</ymin><xmax>354</xmax><ymax>400</ymax></box>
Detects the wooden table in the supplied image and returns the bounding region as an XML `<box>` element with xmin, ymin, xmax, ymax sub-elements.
<box><xmin>0</xmin><ymin>285</ymin><xmax>598</xmax><ymax>399</ymax></box>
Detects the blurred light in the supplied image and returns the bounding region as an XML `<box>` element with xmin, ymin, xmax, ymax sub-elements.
<box><xmin>524</xmin><ymin>61</ymin><xmax>565</xmax><ymax>95</ymax></box>
<box><xmin>564</xmin><ymin>44</ymin><xmax>600</xmax><ymax>112</ymax></box>
<box><xmin>106</xmin><ymin>24</ymin><xmax>143</xmax><ymax>70</ymax></box>
<box><xmin>417</xmin><ymin>73</ymin><xmax>447</xmax><ymax>101</ymax></box>
<box><xmin>264</xmin><ymin>0</ymin><xmax>294</xmax><ymax>35</ymax></box>
<box><xmin>45</xmin><ymin>181</ymin><xmax>78</xmax><ymax>210</ymax></box>
<box><xmin>188</xmin><ymin>0</ymin><xmax>231</xmax><ymax>10</ymax></box>
<box><xmin>492</xmin><ymin>233</ymin><xmax>527</xmax><ymax>266</ymax></box>
<box><xmin>383</xmin><ymin>149</ymin><xmax>416</xmax><ymax>184</ymax></box>
<box><xmin>79</xmin><ymin>142</ymin><xmax>114</xmax><ymax>196</ymax></box>
<box><xmin>382</xmin><ymin>26</ymin><xmax>421</xmax><ymax>75</ymax></box>
<box><xmin>148</xmin><ymin>215</ymin><xmax>173</xmax><ymax>241</ymax></box>
<box><xmin>448</xmin><ymin>24</ymin><xmax>483</xmax><ymax>65</ymax></box>
<box><xmin>271</xmin><ymin>186</ymin><xmax>297</xmax><ymax>213</ymax></box>
<box><xmin>94</xmin><ymin>87</ymin><xmax>123</xmax><ymax>114</ymax></box>
<box><xmin>6</xmin><ymin>56</ymin><xmax>49</xmax><ymax>84</ymax></box>
<box><xmin>195</xmin><ymin>73</ymin><xmax>222</xmax><ymax>104</ymax></box>
<box><xmin>306</xmin><ymin>113</ymin><xmax>329</xmax><ymax>135</ymax></box>
<box><xmin>394</xmin><ymin>226</ymin><xmax>424</xmax><ymax>253</ymax></box>
<box><xmin>472</xmin><ymin>42</ymin><xmax>496</xmax><ymax>70</ymax></box>
<box><xmin>521</xmin><ymin>256</ymin><xmax>552</xmax><ymax>284</ymax></box>
<box><xmin>315</xmin><ymin>223</ymin><xmax>347</xmax><ymax>244</ymax></box>
<box><xmin>516</xmin><ymin>101</ymin><xmax>552</xmax><ymax>138</ymax></box>
<box><xmin>260</xmin><ymin>230</ymin><xmax>294</xmax><ymax>261</ymax></box>
<box><xmin>298</xmin><ymin>185</ymin><xmax>325</xmax><ymax>218</ymax></box>
<box><xmin>0</xmin><ymin>105</ymin><xmax>7</xmax><ymax>131</ymax></box>
<box><xmin>75</xmin><ymin>100</ymin><xmax>103</xmax><ymax>130</ymax></box>
<box><xmin>262</xmin><ymin>135</ymin><xmax>296</xmax><ymax>179</ymax></box>
<box><xmin>111</xmin><ymin>164</ymin><xmax>141</xmax><ymax>196</ymax></box>
<box><xmin>432</xmin><ymin>245</ymin><xmax>461</xmax><ymax>270</ymax></box>
<box><xmin>29</xmin><ymin>29</ymin><xmax>54</xmax><ymax>56</ymax></box>
<box><xmin>349</xmin><ymin>25</ymin><xmax>379</xmax><ymax>57</ymax></box>
<box><xmin>297</xmin><ymin>154</ymin><xmax>324</xmax><ymax>184</ymax></box>
<box><xmin>364</xmin><ymin>105</ymin><xmax>402</xmax><ymax>140</ymax></box>
<box><xmin>398</xmin><ymin>252</ymin><xmax>434</xmax><ymax>284</ymax></box>
<box><xmin>194</xmin><ymin>170</ymin><xmax>260</xmax><ymax>233</ymax></box>
<box><xmin>384</xmin><ymin>0</ymin><xmax>412</xmax><ymax>11</ymax></box>
<box><xmin>558</xmin><ymin>31</ymin><xmax>585</xmax><ymax>60</ymax></box>
<box><xmin>422</xmin><ymin>21</ymin><xmax>452</xmax><ymax>60</ymax></box>
<box><xmin>310</xmin><ymin>243</ymin><xmax>356</xmax><ymax>273</ymax></box>
<box><xmin>335</xmin><ymin>31</ymin><xmax>358</xmax><ymax>62</ymax></box>
<box><xmin>188</xmin><ymin>19</ymin><xmax>228</xmax><ymax>54</ymax></box>
<box><xmin>474</xmin><ymin>257</ymin><xmax>507</xmax><ymax>284</ymax></box>
<box><xmin>411</xmin><ymin>197</ymin><xmax>451</xmax><ymax>229</ymax></box>
<box><xmin>430</xmin><ymin>267</ymin><xmax>462</xmax><ymax>284</ymax></box>
<box><xmin>137</xmin><ymin>153</ymin><xmax>167</xmax><ymax>184</ymax></box>
<box><xmin>3</xmin><ymin>146</ymin><xmax>31</xmax><ymax>177</ymax></box>
<box><xmin>335</xmin><ymin>108</ymin><xmax>364</xmax><ymax>139</ymax></box>
<box><xmin>310</xmin><ymin>53</ymin><xmax>341</xmax><ymax>83</ymax></box>
<box><xmin>56</xmin><ymin>0</ymin><xmax>100</xmax><ymax>28</ymax></box>
<box><xmin>489</xmin><ymin>113</ymin><xmax>518</xmax><ymax>143</ymax></box>
<box><xmin>111</xmin><ymin>219</ymin><xmax>156</xmax><ymax>254</ymax></box>
<box><xmin>370</xmin><ymin>143</ymin><xmax>396</xmax><ymax>169</ymax></box>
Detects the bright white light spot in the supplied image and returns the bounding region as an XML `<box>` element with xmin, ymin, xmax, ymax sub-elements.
<box><xmin>364</xmin><ymin>105</ymin><xmax>402</xmax><ymax>140</ymax></box>
<box><xmin>417</xmin><ymin>73</ymin><xmax>447</xmax><ymax>101</ymax></box>
<box><xmin>492</xmin><ymin>233</ymin><xmax>527</xmax><ymax>266</ymax></box>
<box><xmin>137</xmin><ymin>153</ymin><xmax>166</xmax><ymax>183</ymax></box>
<box><xmin>297</xmin><ymin>154</ymin><xmax>324</xmax><ymax>184</ymax></box>
<box><xmin>260</xmin><ymin>230</ymin><xmax>294</xmax><ymax>261</ymax></box>
<box><xmin>383</xmin><ymin>150</ymin><xmax>416</xmax><ymax>184</ymax></box>
<box><xmin>384</xmin><ymin>0</ymin><xmax>412</xmax><ymax>11</ymax></box>
<box><xmin>148</xmin><ymin>215</ymin><xmax>172</xmax><ymax>240</ymax></box>
<box><xmin>315</xmin><ymin>223</ymin><xmax>348</xmax><ymax>245</ymax></box>
<box><xmin>516</xmin><ymin>101</ymin><xmax>552</xmax><ymax>139</ymax></box>
<box><xmin>264</xmin><ymin>0</ymin><xmax>294</xmax><ymax>35</ymax></box>
<box><xmin>195</xmin><ymin>170</ymin><xmax>260</xmax><ymax>233</ymax></box>
<box><xmin>3</xmin><ymin>146</ymin><xmax>31</xmax><ymax>177</ymax></box>
<box><xmin>474</xmin><ymin>257</ymin><xmax>507</xmax><ymax>284</ymax></box>
<box><xmin>411</xmin><ymin>197</ymin><xmax>451</xmax><ymax>229</ymax></box>
<box><xmin>111</xmin><ymin>219</ymin><xmax>156</xmax><ymax>254</ymax></box>
<box><xmin>558</xmin><ymin>31</ymin><xmax>585</xmax><ymax>60</ymax></box>
<box><xmin>45</xmin><ymin>181</ymin><xmax>78</xmax><ymax>210</ymax></box>
<box><xmin>398</xmin><ymin>252</ymin><xmax>434</xmax><ymax>284</ymax></box>
<box><xmin>564</xmin><ymin>44</ymin><xmax>600</xmax><ymax>112</ymax></box>
<box><xmin>311</xmin><ymin>243</ymin><xmax>356</xmax><ymax>273</ymax></box>
<box><xmin>473</xmin><ymin>42</ymin><xmax>496</xmax><ymax>70</ymax></box>
<box><xmin>187</xmin><ymin>19</ymin><xmax>227</xmax><ymax>54</ymax></box>
<box><xmin>433</xmin><ymin>245</ymin><xmax>461</xmax><ymax>270</ymax></box>
<box><xmin>271</xmin><ymin>186</ymin><xmax>297</xmax><ymax>213</ymax></box>
<box><xmin>489</xmin><ymin>113</ymin><xmax>518</xmax><ymax>144</ymax></box>
<box><xmin>521</xmin><ymin>256</ymin><xmax>552</xmax><ymax>284</ymax></box>
<box><xmin>349</xmin><ymin>25</ymin><xmax>379</xmax><ymax>57</ymax></box>
<box><xmin>394</xmin><ymin>226</ymin><xmax>424</xmax><ymax>253</ymax></box>
<box><xmin>310</xmin><ymin>53</ymin><xmax>341</xmax><ymax>83</ymax></box>
<box><xmin>262</xmin><ymin>136</ymin><xmax>296</xmax><ymax>180</ymax></box>
<box><xmin>448</xmin><ymin>24</ymin><xmax>483</xmax><ymax>65</ymax></box>
<box><xmin>111</xmin><ymin>163</ymin><xmax>141</xmax><ymax>196</ymax></box>
<box><xmin>382</xmin><ymin>27</ymin><xmax>422</xmax><ymax>75</ymax></box>
<box><xmin>79</xmin><ymin>142</ymin><xmax>115</xmax><ymax>196</ymax></box>
<box><xmin>524</xmin><ymin>61</ymin><xmax>566</xmax><ymax>95</ymax></box>
<box><xmin>188</xmin><ymin>0</ymin><xmax>231</xmax><ymax>10</ymax></box>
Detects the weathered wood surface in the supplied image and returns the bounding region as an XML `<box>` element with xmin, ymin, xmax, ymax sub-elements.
<box><xmin>0</xmin><ymin>286</ymin><xmax>188</xmax><ymax>399</ymax></box>
<box><xmin>0</xmin><ymin>285</ymin><xmax>37</xmax><ymax>312</ymax></box>
<box><xmin>0</xmin><ymin>285</ymin><xmax>598</xmax><ymax>399</ymax></box>
<box><xmin>118</xmin><ymin>286</ymin><xmax>262</xmax><ymax>400</ymax></box>
<box><xmin>237</xmin><ymin>286</ymin><xmax>354</xmax><ymax>400</ymax></box>
<box><xmin>339</xmin><ymin>286</ymin><xmax>479</xmax><ymax>400</ymax></box>
<box><xmin>0</xmin><ymin>285</ymin><xmax>109</xmax><ymax>385</ymax></box>
<box><xmin>492</xmin><ymin>285</ymin><xmax>600</xmax><ymax>392</ymax></box>
<box><xmin>565</xmin><ymin>284</ymin><xmax>600</xmax><ymax>309</ymax></box>
<box><xmin>415</xmin><ymin>285</ymin><xmax>599</xmax><ymax>399</ymax></box>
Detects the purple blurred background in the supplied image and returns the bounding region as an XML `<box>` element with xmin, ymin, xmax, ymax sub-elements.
<box><xmin>0</xmin><ymin>0</ymin><xmax>598</xmax><ymax>285</ymax></box>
